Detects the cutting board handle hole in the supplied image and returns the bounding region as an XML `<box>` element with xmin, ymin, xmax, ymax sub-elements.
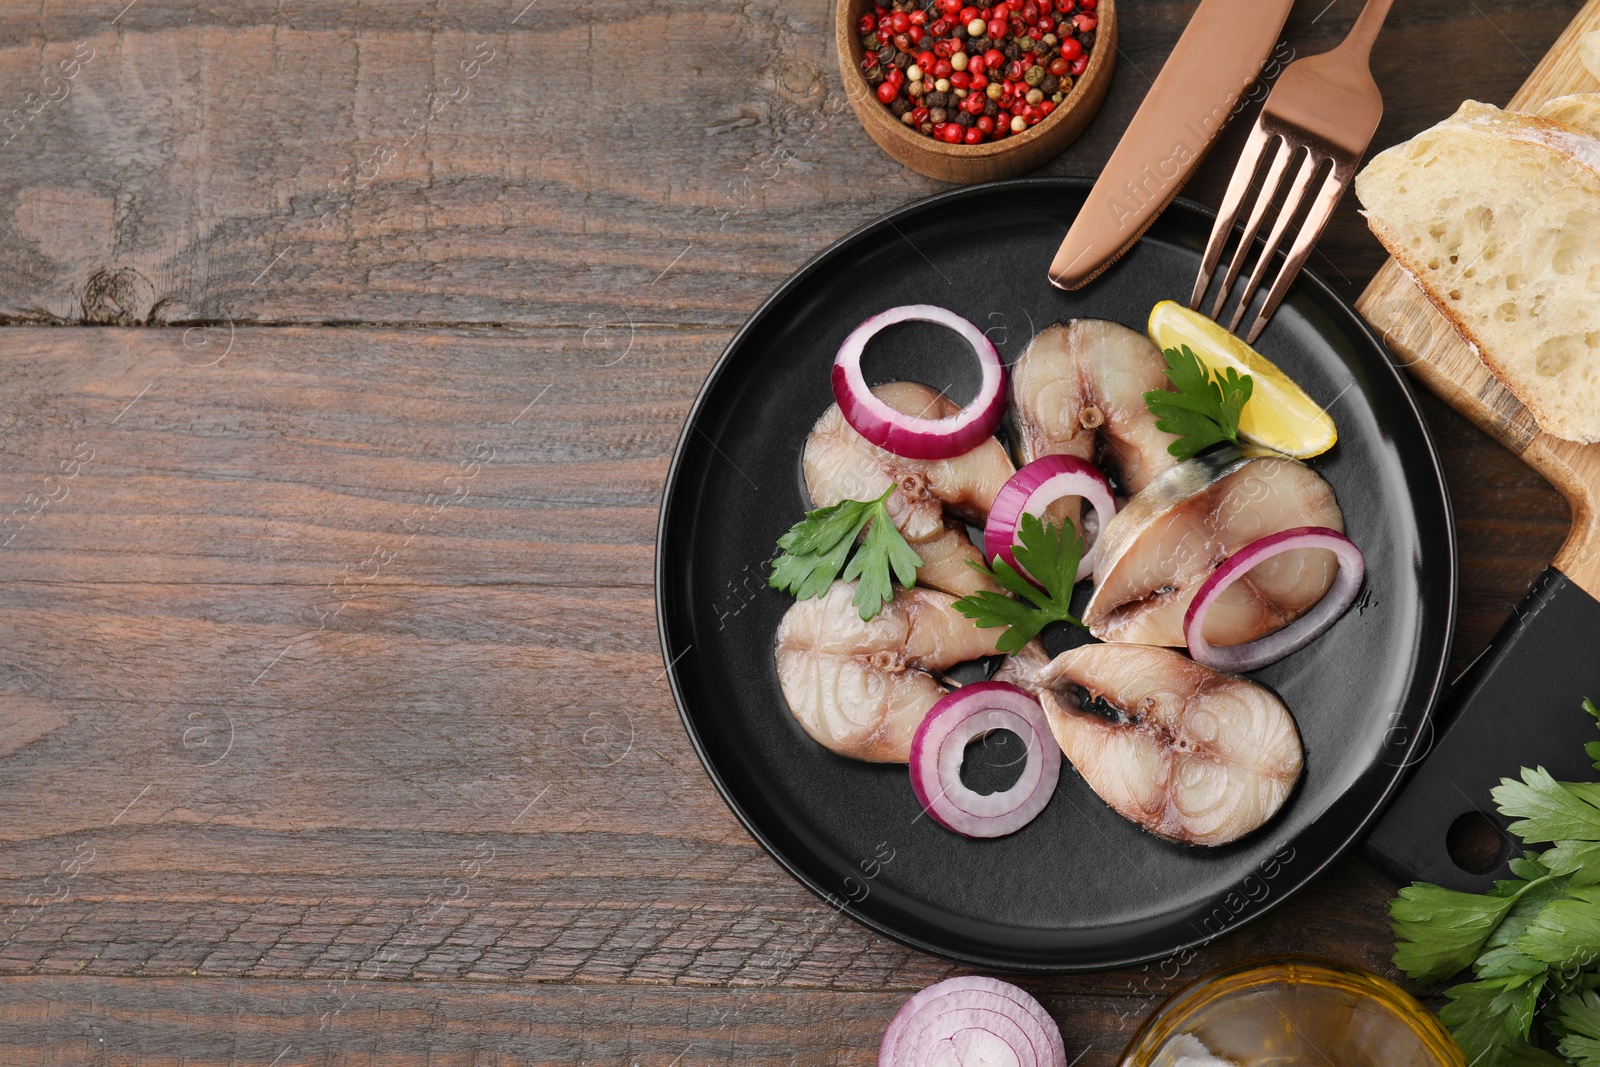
<box><xmin>1446</xmin><ymin>810</ymin><xmax>1508</xmax><ymax>875</ymax></box>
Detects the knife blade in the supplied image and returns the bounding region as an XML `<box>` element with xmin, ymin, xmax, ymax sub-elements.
<box><xmin>1049</xmin><ymin>0</ymin><xmax>1297</xmax><ymax>290</ymax></box>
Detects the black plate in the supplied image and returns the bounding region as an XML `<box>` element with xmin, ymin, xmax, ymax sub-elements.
<box><xmin>655</xmin><ymin>178</ymin><xmax>1455</xmax><ymax>973</ymax></box>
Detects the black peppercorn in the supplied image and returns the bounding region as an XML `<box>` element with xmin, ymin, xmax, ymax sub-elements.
<box><xmin>860</xmin><ymin>33</ymin><xmax>877</xmax><ymax>48</ymax></box>
<box><xmin>867</xmin><ymin>66</ymin><xmax>886</xmax><ymax>86</ymax></box>
<box><xmin>1080</xmin><ymin>31</ymin><xmax>1095</xmax><ymax>51</ymax></box>
<box><xmin>891</xmin><ymin>97</ymin><xmax>912</xmax><ymax>117</ymax></box>
<box><xmin>971</xmin><ymin>35</ymin><xmax>991</xmax><ymax>52</ymax></box>
<box><xmin>925</xmin><ymin>90</ymin><xmax>948</xmax><ymax>108</ymax></box>
<box><xmin>952</xmin><ymin>24</ymin><xmax>967</xmax><ymax>39</ymax></box>
<box><xmin>956</xmin><ymin>111</ymin><xmax>975</xmax><ymax>128</ymax></box>
<box><xmin>983</xmin><ymin>99</ymin><xmax>999</xmax><ymax>118</ymax></box>
<box><xmin>877</xmin><ymin>45</ymin><xmax>897</xmax><ymax>66</ymax></box>
<box><xmin>1040</xmin><ymin>74</ymin><xmax>1059</xmax><ymax>95</ymax></box>
<box><xmin>1003</xmin><ymin>41</ymin><xmax>1022</xmax><ymax>61</ymax></box>
<box><xmin>893</xmin><ymin>50</ymin><xmax>912</xmax><ymax>69</ymax></box>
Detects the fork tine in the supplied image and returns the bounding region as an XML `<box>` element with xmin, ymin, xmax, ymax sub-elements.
<box><xmin>1242</xmin><ymin>165</ymin><xmax>1353</xmax><ymax>344</ymax></box>
<box><xmin>1190</xmin><ymin>122</ymin><xmax>1273</xmax><ymax>310</ymax></box>
<box><xmin>1225</xmin><ymin>146</ymin><xmax>1320</xmax><ymax>335</ymax></box>
<box><xmin>1208</xmin><ymin>135</ymin><xmax>1291</xmax><ymax>322</ymax></box>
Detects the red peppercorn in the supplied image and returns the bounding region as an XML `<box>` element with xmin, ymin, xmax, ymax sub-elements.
<box><xmin>939</xmin><ymin>0</ymin><xmax>962</xmax><ymax>13</ymax></box>
<box><xmin>986</xmin><ymin>16</ymin><xmax>1007</xmax><ymax>38</ymax></box>
<box><xmin>1057</xmin><ymin>0</ymin><xmax>1076</xmax><ymax>10</ymax></box>
<box><xmin>966</xmin><ymin>54</ymin><xmax>985</xmax><ymax>75</ymax></box>
<box><xmin>913</xmin><ymin>106</ymin><xmax>930</xmax><ymax>124</ymax></box>
<box><xmin>1070</xmin><ymin>54</ymin><xmax>1088</xmax><ymax>75</ymax></box>
<box><xmin>1024</xmin><ymin>104</ymin><xmax>1041</xmax><ymax>123</ymax></box>
<box><xmin>942</xmin><ymin>123</ymin><xmax>963</xmax><ymax>143</ymax></box>
<box><xmin>1058</xmin><ymin>37</ymin><xmax>1082</xmax><ymax>60</ymax></box>
<box><xmin>876</xmin><ymin>26</ymin><xmax>892</xmax><ymax>42</ymax></box>
<box><xmin>934</xmin><ymin>38</ymin><xmax>956</xmax><ymax>57</ymax></box>
<box><xmin>909</xmin><ymin>25</ymin><xmax>926</xmax><ymax>42</ymax></box>
<box><xmin>1046</xmin><ymin>56</ymin><xmax>1068</xmax><ymax>75</ymax></box>
<box><xmin>862</xmin><ymin>54</ymin><xmax>879</xmax><ymax>71</ymax></box>
<box><xmin>1039</xmin><ymin>100</ymin><xmax>1055</xmax><ymax>116</ymax></box>
<box><xmin>1022</xmin><ymin>1</ymin><xmax>1038</xmax><ymax>22</ymax></box>
<box><xmin>933</xmin><ymin>58</ymin><xmax>953</xmax><ymax>78</ymax></box>
<box><xmin>930</xmin><ymin>17</ymin><xmax>950</xmax><ymax>34</ymax></box>
<box><xmin>976</xmin><ymin>115</ymin><xmax>995</xmax><ymax>132</ymax></box>
<box><xmin>1079</xmin><ymin>0</ymin><xmax>1095</xmax><ymax>8</ymax></box>
<box><xmin>962</xmin><ymin>91</ymin><xmax>984</xmax><ymax>114</ymax></box>
<box><xmin>969</xmin><ymin>72</ymin><xmax>988</xmax><ymax>89</ymax></box>
<box><xmin>890</xmin><ymin>11</ymin><xmax>910</xmax><ymax>32</ymax></box>
<box><xmin>964</xmin><ymin>126</ymin><xmax>983</xmax><ymax>144</ymax></box>
<box><xmin>984</xmin><ymin>47</ymin><xmax>1005</xmax><ymax>69</ymax></box>
<box><xmin>1072</xmin><ymin>12</ymin><xmax>1096</xmax><ymax>31</ymax></box>
<box><xmin>918</xmin><ymin>49</ymin><xmax>937</xmax><ymax>68</ymax></box>
<box><xmin>909</xmin><ymin>8</ymin><xmax>928</xmax><ymax>25</ymax></box>
<box><xmin>1005</xmin><ymin>59</ymin><xmax>1027</xmax><ymax>81</ymax></box>
<box><xmin>1037</xmin><ymin>15</ymin><xmax>1054</xmax><ymax>32</ymax></box>
<box><xmin>959</xmin><ymin>5</ymin><xmax>982</xmax><ymax>21</ymax></box>
<box><xmin>876</xmin><ymin>80</ymin><xmax>899</xmax><ymax>104</ymax></box>
<box><xmin>949</xmin><ymin>69</ymin><xmax>971</xmax><ymax>89</ymax></box>
<box><xmin>886</xmin><ymin>65</ymin><xmax>904</xmax><ymax>88</ymax></box>
<box><xmin>858</xmin><ymin>13</ymin><xmax>876</xmax><ymax>33</ymax></box>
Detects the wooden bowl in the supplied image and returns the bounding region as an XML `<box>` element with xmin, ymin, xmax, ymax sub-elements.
<box><xmin>834</xmin><ymin>0</ymin><xmax>1116</xmax><ymax>183</ymax></box>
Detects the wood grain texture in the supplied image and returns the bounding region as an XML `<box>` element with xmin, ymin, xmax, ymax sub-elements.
<box><xmin>1357</xmin><ymin>0</ymin><xmax>1600</xmax><ymax>598</ymax></box>
<box><xmin>0</xmin><ymin>0</ymin><xmax>1588</xmax><ymax>1060</ymax></box>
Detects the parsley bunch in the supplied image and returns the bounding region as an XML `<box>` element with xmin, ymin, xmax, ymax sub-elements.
<box><xmin>769</xmin><ymin>485</ymin><xmax>922</xmax><ymax>621</ymax></box>
<box><xmin>1392</xmin><ymin>699</ymin><xmax>1600</xmax><ymax>1066</ymax></box>
<box><xmin>1144</xmin><ymin>345</ymin><xmax>1254</xmax><ymax>460</ymax></box>
<box><xmin>952</xmin><ymin>513</ymin><xmax>1088</xmax><ymax>654</ymax></box>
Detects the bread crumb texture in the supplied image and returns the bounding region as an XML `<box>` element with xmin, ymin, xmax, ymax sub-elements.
<box><xmin>1356</xmin><ymin>100</ymin><xmax>1600</xmax><ymax>443</ymax></box>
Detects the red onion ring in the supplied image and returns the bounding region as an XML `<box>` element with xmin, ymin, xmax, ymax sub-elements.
<box><xmin>880</xmin><ymin>975</ymin><xmax>1066</xmax><ymax>1067</ymax></box>
<box><xmin>984</xmin><ymin>455</ymin><xmax>1117</xmax><ymax>583</ymax></box>
<box><xmin>831</xmin><ymin>305</ymin><xmax>1006</xmax><ymax>460</ymax></box>
<box><xmin>1184</xmin><ymin>526</ymin><xmax>1366</xmax><ymax>673</ymax></box>
<box><xmin>908</xmin><ymin>682</ymin><xmax>1060</xmax><ymax>839</ymax></box>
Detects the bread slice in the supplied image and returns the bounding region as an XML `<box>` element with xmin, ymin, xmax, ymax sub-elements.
<box><xmin>1536</xmin><ymin>93</ymin><xmax>1600</xmax><ymax>138</ymax></box>
<box><xmin>1354</xmin><ymin>100</ymin><xmax>1600</xmax><ymax>443</ymax></box>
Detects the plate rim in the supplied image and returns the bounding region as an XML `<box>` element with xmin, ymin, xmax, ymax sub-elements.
<box><xmin>653</xmin><ymin>175</ymin><xmax>1459</xmax><ymax>973</ymax></box>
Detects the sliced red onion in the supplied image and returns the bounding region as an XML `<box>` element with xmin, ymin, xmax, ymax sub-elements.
<box><xmin>984</xmin><ymin>455</ymin><xmax>1117</xmax><ymax>584</ymax></box>
<box><xmin>1184</xmin><ymin>526</ymin><xmax>1366</xmax><ymax>673</ymax></box>
<box><xmin>880</xmin><ymin>975</ymin><xmax>1066</xmax><ymax>1067</ymax></box>
<box><xmin>832</xmin><ymin>305</ymin><xmax>1006</xmax><ymax>460</ymax></box>
<box><xmin>908</xmin><ymin>682</ymin><xmax>1060</xmax><ymax>839</ymax></box>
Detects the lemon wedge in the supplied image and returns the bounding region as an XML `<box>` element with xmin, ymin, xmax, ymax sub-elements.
<box><xmin>1147</xmin><ymin>300</ymin><xmax>1338</xmax><ymax>459</ymax></box>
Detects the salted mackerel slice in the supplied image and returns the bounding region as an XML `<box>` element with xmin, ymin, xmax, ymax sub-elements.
<box><xmin>1354</xmin><ymin>100</ymin><xmax>1600</xmax><ymax>444</ymax></box>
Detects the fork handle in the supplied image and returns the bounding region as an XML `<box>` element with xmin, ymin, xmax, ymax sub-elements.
<box><xmin>1340</xmin><ymin>0</ymin><xmax>1398</xmax><ymax>62</ymax></box>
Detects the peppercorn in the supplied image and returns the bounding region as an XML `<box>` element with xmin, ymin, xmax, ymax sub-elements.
<box><xmin>1003</xmin><ymin>41</ymin><xmax>1022</xmax><ymax>61</ymax></box>
<box><xmin>919</xmin><ymin>121</ymin><xmax>934</xmax><ymax>134</ymax></box>
<box><xmin>985</xmin><ymin>81</ymin><xmax>1002</xmax><ymax>100</ymax></box>
<box><xmin>877</xmin><ymin>45</ymin><xmax>897</xmax><ymax>66</ymax></box>
<box><xmin>908</xmin><ymin>78</ymin><xmax>926</xmax><ymax>97</ymax></box>
<box><xmin>924</xmin><ymin>89</ymin><xmax>948</xmax><ymax>107</ymax></box>
<box><xmin>971</xmin><ymin>35</ymin><xmax>992</xmax><ymax>52</ymax></box>
<box><xmin>1018</xmin><ymin>35</ymin><xmax>1033</xmax><ymax>51</ymax></box>
<box><xmin>1025</xmin><ymin>87</ymin><xmax>1044</xmax><ymax>105</ymax></box>
<box><xmin>895</xmin><ymin>50</ymin><xmax>912</xmax><ymax>69</ymax></box>
<box><xmin>928</xmin><ymin>106</ymin><xmax>948</xmax><ymax>124</ymax></box>
<box><xmin>984</xmin><ymin>99</ymin><xmax>999</xmax><ymax>117</ymax></box>
<box><xmin>866</xmin><ymin>65</ymin><xmax>886</xmax><ymax>86</ymax></box>
<box><xmin>1023</xmin><ymin>64</ymin><xmax>1044</xmax><ymax>86</ymax></box>
<box><xmin>957</xmin><ymin>111</ymin><xmax>975</xmax><ymax>127</ymax></box>
<box><xmin>1040</xmin><ymin>73</ymin><xmax>1059</xmax><ymax>94</ymax></box>
<box><xmin>1057</xmin><ymin>75</ymin><xmax>1072</xmax><ymax>93</ymax></box>
<box><xmin>1079</xmin><ymin>31</ymin><xmax>1095</xmax><ymax>51</ymax></box>
<box><xmin>891</xmin><ymin>97</ymin><xmax>912</xmax><ymax>116</ymax></box>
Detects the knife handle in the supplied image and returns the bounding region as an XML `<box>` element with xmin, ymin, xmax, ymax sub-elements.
<box><xmin>1363</xmin><ymin>567</ymin><xmax>1600</xmax><ymax>891</ymax></box>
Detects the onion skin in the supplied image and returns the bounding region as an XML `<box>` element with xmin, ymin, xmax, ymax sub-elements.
<box><xmin>832</xmin><ymin>305</ymin><xmax>1007</xmax><ymax>461</ymax></box>
<box><xmin>908</xmin><ymin>681</ymin><xmax>1060</xmax><ymax>839</ymax></box>
<box><xmin>1184</xmin><ymin>526</ymin><xmax>1366</xmax><ymax>672</ymax></box>
<box><xmin>984</xmin><ymin>455</ymin><xmax>1117</xmax><ymax>584</ymax></box>
<box><xmin>879</xmin><ymin>975</ymin><xmax>1066</xmax><ymax>1067</ymax></box>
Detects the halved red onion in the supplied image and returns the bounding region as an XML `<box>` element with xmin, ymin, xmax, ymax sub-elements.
<box><xmin>832</xmin><ymin>305</ymin><xmax>1006</xmax><ymax>460</ymax></box>
<box><xmin>1184</xmin><ymin>526</ymin><xmax>1366</xmax><ymax>673</ymax></box>
<box><xmin>984</xmin><ymin>455</ymin><xmax>1116</xmax><ymax>583</ymax></box>
<box><xmin>909</xmin><ymin>681</ymin><xmax>1060</xmax><ymax>839</ymax></box>
<box><xmin>880</xmin><ymin>975</ymin><xmax>1066</xmax><ymax>1067</ymax></box>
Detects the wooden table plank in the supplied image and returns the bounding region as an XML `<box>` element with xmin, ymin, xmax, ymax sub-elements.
<box><xmin>0</xmin><ymin>1</ymin><xmax>1580</xmax><ymax>327</ymax></box>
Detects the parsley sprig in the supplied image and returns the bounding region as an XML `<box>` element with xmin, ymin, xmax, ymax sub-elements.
<box><xmin>1144</xmin><ymin>345</ymin><xmax>1254</xmax><ymax>460</ymax></box>
<box><xmin>769</xmin><ymin>485</ymin><xmax>921</xmax><ymax>621</ymax></box>
<box><xmin>1391</xmin><ymin>699</ymin><xmax>1600</xmax><ymax>1066</ymax></box>
<box><xmin>951</xmin><ymin>513</ymin><xmax>1088</xmax><ymax>654</ymax></box>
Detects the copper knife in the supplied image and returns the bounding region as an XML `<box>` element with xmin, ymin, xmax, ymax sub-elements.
<box><xmin>1049</xmin><ymin>0</ymin><xmax>1297</xmax><ymax>290</ymax></box>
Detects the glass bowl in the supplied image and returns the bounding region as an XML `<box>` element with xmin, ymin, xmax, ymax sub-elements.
<box><xmin>1118</xmin><ymin>957</ymin><xmax>1465</xmax><ymax>1067</ymax></box>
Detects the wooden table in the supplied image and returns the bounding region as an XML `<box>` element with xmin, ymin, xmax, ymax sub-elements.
<box><xmin>0</xmin><ymin>1</ymin><xmax>1581</xmax><ymax>1062</ymax></box>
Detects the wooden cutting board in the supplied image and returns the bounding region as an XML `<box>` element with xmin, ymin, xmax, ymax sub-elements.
<box><xmin>1356</xmin><ymin>0</ymin><xmax>1600</xmax><ymax>601</ymax></box>
<box><xmin>1357</xmin><ymin>0</ymin><xmax>1600</xmax><ymax>892</ymax></box>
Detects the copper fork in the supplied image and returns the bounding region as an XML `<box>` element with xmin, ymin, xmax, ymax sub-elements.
<box><xmin>1191</xmin><ymin>0</ymin><xmax>1395</xmax><ymax>344</ymax></box>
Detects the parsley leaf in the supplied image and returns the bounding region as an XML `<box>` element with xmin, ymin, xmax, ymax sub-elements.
<box><xmin>769</xmin><ymin>486</ymin><xmax>921</xmax><ymax>621</ymax></box>
<box><xmin>1392</xmin><ymin>882</ymin><xmax>1523</xmax><ymax>984</ymax></box>
<box><xmin>1495</xmin><ymin>768</ymin><xmax>1600</xmax><ymax>845</ymax></box>
<box><xmin>951</xmin><ymin>513</ymin><xmax>1086</xmax><ymax>655</ymax></box>
<box><xmin>1555</xmin><ymin>992</ymin><xmax>1600</xmax><ymax>1066</ymax></box>
<box><xmin>1143</xmin><ymin>345</ymin><xmax>1254</xmax><ymax>460</ymax></box>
